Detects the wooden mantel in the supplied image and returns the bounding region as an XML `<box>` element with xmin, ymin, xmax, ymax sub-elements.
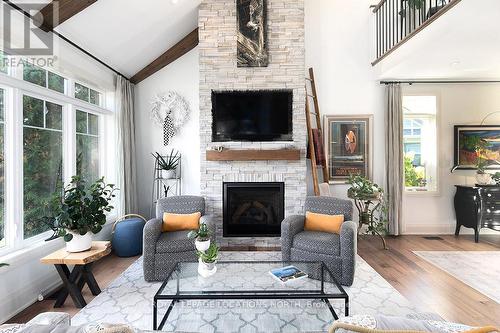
<box><xmin>206</xmin><ymin>149</ymin><xmax>301</xmax><ymax>161</ymax></box>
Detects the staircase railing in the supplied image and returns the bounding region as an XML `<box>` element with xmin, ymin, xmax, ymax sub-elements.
<box><xmin>372</xmin><ymin>0</ymin><xmax>461</xmax><ymax>65</ymax></box>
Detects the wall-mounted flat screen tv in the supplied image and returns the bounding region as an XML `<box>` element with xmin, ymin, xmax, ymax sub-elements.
<box><xmin>212</xmin><ymin>90</ymin><xmax>293</xmax><ymax>142</ymax></box>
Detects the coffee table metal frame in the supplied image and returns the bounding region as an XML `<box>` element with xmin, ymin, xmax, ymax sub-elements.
<box><xmin>153</xmin><ymin>261</ymin><xmax>349</xmax><ymax>331</ymax></box>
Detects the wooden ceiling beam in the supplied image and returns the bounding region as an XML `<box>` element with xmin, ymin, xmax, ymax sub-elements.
<box><xmin>38</xmin><ymin>0</ymin><xmax>98</xmax><ymax>32</ymax></box>
<box><xmin>130</xmin><ymin>28</ymin><xmax>199</xmax><ymax>85</ymax></box>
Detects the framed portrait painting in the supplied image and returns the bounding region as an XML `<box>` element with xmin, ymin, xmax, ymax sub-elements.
<box><xmin>453</xmin><ymin>125</ymin><xmax>500</xmax><ymax>170</ymax></box>
<box><xmin>324</xmin><ymin>115</ymin><xmax>373</xmax><ymax>183</ymax></box>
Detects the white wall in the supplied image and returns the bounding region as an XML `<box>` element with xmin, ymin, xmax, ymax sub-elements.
<box><xmin>304</xmin><ymin>0</ymin><xmax>385</xmax><ymax>199</ymax></box>
<box><xmin>134</xmin><ymin>48</ymin><xmax>200</xmax><ymax>219</ymax></box>
<box><xmin>402</xmin><ymin>84</ymin><xmax>500</xmax><ymax>234</ymax></box>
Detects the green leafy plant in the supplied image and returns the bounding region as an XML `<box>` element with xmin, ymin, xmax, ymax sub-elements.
<box><xmin>152</xmin><ymin>150</ymin><xmax>180</xmax><ymax>171</ymax></box>
<box><xmin>46</xmin><ymin>176</ymin><xmax>117</xmax><ymax>242</ymax></box>
<box><xmin>196</xmin><ymin>242</ymin><xmax>219</xmax><ymax>263</ymax></box>
<box><xmin>492</xmin><ymin>172</ymin><xmax>500</xmax><ymax>185</ymax></box>
<box><xmin>187</xmin><ymin>223</ymin><xmax>210</xmax><ymax>241</ymax></box>
<box><xmin>404</xmin><ymin>154</ymin><xmax>426</xmax><ymax>187</ymax></box>
<box><xmin>347</xmin><ymin>175</ymin><xmax>388</xmax><ymax>249</ymax></box>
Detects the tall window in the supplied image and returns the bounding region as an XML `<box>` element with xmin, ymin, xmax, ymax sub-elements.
<box><xmin>0</xmin><ymin>89</ymin><xmax>4</xmax><ymax>247</ymax></box>
<box><xmin>75</xmin><ymin>82</ymin><xmax>102</xmax><ymax>106</ymax></box>
<box><xmin>403</xmin><ymin>95</ymin><xmax>438</xmax><ymax>192</ymax></box>
<box><xmin>23</xmin><ymin>95</ymin><xmax>63</xmax><ymax>239</ymax></box>
<box><xmin>76</xmin><ymin>110</ymin><xmax>99</xmax><ymax>182</ymax></box>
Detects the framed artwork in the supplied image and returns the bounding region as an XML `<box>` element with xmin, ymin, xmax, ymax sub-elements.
<box><xmin>453</xmin><ymin>125</ymin><xmax>500</xmax><ymax>170</ymax></box>
<box><xmin>236</xmin><ymin>0</ymin><xmax>268</xmax><ymax>67</ymax></box>
<box><xmin>324</xmin><ymin>115</ymin><xmax>372</xmax><ymax>183</ymax></box>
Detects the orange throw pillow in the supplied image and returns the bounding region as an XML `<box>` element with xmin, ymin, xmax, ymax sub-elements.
<box><xmin>304</xmin><ymin>211</ymin><xmax>344</xmax><ymax>234</ymax></box>
<box><xmin>162</xmin><ymin>212</ymin><xmax>201</xmax><ymax>232</ymax></box>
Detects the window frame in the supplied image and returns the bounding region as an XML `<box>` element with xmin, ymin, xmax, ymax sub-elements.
<box><xmin>75</xmin><ymin>108</ymin><xmax>102</xmax><ymax>182</ymax></box>
<box><xmin>402</xmin><ymin>92</ymin><xmax>441</xmax><ymax>196</ymax></box>
<box><xmin>0</xmin><ymin>64</ymin><xmax>114</xmax><ymax>258</ymax></box>
<box><xmin>21</xmin><ymin>62</ymin><xmax>69</xmax><ymax>95</ymax></box>
<box><xmin>74</xmin><ymin>80</ymin><xmax>104</xmax><ymax>108</ymax></box>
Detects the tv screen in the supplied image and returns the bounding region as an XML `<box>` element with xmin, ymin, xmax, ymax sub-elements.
<box><xmin>212</xmin><ymin>90</ymin><xmax>293</xmax><ymax>142</ymax></box>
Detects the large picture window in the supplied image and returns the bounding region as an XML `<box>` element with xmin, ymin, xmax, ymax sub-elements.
<box><xmin>403</xmin><ymin>95</ymin><xmax>438</xmax><ymax>192</ymax></box>
<box><xmin>22</xmin><ymin>95</ymin><xmax>63</xmax><ymax>239</ymax></box>
<box><xmin>76</xmin><ymin>110</ymin><xmax>99</xmax><ymax>182</ymax></box>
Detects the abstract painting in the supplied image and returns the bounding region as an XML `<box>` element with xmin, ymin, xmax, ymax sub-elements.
<box><xmin>453</xmin><ymin>125</ymin><xmax>500</xmax><ymax>170</ymax></box>
<box><xmin>236</xmin><ymin>0</ymin><xmax>268</xmax><ymax>67</ymax></box>
<box><xmin>325</xmin><ymin>115</ymin><xmax>372</xmax><ymax>183</ymax></box>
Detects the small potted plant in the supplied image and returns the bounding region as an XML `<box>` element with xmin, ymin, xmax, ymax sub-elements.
<box><xmin>196</xmin><ymin>242</ymin><xmax>219</xmax><ymax>277</ymax></box>
<box><xmin>187</xmin><ymin>223</ymin><xmax>211</xmax><ymax>251</ymax></box>
<box><xmin>152</xmin><ymin>150</ymin><xmax>180</xmax><ymax>179</ymax></box>
<box><xmin>47</xmin><ymin>176</ymin><xmax>116</xmax><ymax>252</ymax></box>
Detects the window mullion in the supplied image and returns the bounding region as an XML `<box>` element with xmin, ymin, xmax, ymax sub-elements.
<box><xmin>64</xmin><ymin>104</ymin><xmax>76</xmax><ymax>183</ymax></box>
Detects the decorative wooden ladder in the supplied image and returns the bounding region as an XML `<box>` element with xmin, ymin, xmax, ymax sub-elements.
<box><xmin>305</xmin><ymin>67</ymin><xmax>329</xmax><ymax>196</ymax></box>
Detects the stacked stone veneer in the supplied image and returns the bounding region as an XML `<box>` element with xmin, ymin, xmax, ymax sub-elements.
<box><xmin>199</xmin><ymin>0</ymin><xmax>306</xmax><ymax>247</ymax></box>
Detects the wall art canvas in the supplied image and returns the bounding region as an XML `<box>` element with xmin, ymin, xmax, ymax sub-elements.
<box><xmin>325</xmin><ymin>115</ymin><xmax>372</xmax><ymax>183</ymax></box>
<box><xmin>453</xmin><ymin>125</ymin><xmax>500</xmax><ymax>170</ymax></box>
<box><xmin>236</xmin><ymin>0</ymin><xmax>268</xmax><ymax>67</ymax></box>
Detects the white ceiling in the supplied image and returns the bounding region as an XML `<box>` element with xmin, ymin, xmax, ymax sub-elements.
<box><xmin>11</xmin><ymin>0</ymin><xmax>201</xmax><ymax>78</ymax></box>
<box><xmin>374</xmin><ymin>0</ymin><xmax>500</xmax><ymax>80</ymax></box>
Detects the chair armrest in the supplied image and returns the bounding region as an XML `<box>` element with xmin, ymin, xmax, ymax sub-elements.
<box><xmin>340</xmin><ymin>220</ymin><xmax>357</xmax><ymax>285</ymax></box>
<box><xmin>281</xmin><ymin>215</ymin><xmax>305</xmax><ymax>261</ymax></box>
<box><xmin>143</xmin><ymin>218</ymin><xmax>163</xmax><ymax>282</ymax></box>
<box><xmin>200</xmin><ymin>215</ymin><xmax>216</xmax><ymax>241</ymax></box>
<box><xmin>28</xmin><ymin>312</ymin><xmax>71</xmax><ymax>327</ymax></box>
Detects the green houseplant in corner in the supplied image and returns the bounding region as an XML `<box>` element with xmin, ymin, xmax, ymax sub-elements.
<box><xmin>153</xmin><ymin>150</ymin><xmax>180</xmax><ymax>179</ymax></box>
<box><xmin>347</xmin><ymin>174</ymin><xmax>388</xmax><ymax>249</ymax></box>
<box><xmin>47</xmin><ymin>176</ymin><xmax>117</xmax><ymax>253</ymax></box>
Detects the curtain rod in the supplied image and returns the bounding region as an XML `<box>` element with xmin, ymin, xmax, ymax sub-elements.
<box><xmin>380</xmin><ymin>80</ymin><xmax>500</xmax><ymax>85</ymax></box>
<box><xmin>2</xmin><ymin>0</ymin><xmax>129</xmax><ymax>80</ymax></box>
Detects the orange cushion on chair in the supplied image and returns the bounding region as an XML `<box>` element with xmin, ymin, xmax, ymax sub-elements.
<box><xmin>162</xmin><ymin>212</ymin><xmax>201</xmax><ymax>232</ymax></box>
<box><xmin>304</xmin><ymin>211</ymin><xmax>344</xmax><ymax>234</ymax></box>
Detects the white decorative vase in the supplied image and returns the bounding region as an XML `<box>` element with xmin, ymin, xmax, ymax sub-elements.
<box><xmin>197</xmin><ymin>259</ymin><xmax>217</xmax><ymax>278</ymax></box>
<box><xmin>65</xmin><ymin>231</ymin><xmax>92</xmax><ymax>253</ymax></box>
<box><xmin>162</xmin><ymin>170</ymin><xmax>176</xmax><ymax>179</ymax></box>
<box><xmin>476</xmin><ymin>173</ymin><xmax>492</xmax><ymax>185</ymax></box>
<box><xmin>195</xmin><ymin>238</ymin><xmax>210</xmax><ymax>252</ymax></box>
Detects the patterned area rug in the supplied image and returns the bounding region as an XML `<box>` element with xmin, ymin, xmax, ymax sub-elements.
<box><xmin>414</xmin><ymin>251</ymin><xmax>500</xmax><ymax>304</ymax></box>
<box><xmin>72</xmin><ymin>252</ymin><xmax>421</xmax><ymax>332</ymax></box>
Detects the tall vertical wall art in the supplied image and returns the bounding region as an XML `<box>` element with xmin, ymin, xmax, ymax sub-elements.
<box><xmin>237</xmin><ymin>0</ymin><xmax>268</xmax><ymax>67</ymax></box>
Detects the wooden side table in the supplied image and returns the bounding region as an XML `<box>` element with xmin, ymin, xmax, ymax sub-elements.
<box><xmin>41</xmin><ymin>241</ymin><xmax>111</xmax><ymax>308</ymax></box>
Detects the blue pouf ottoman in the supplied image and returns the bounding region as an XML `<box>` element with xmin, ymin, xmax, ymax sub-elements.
<box><xmin>112</xmin><ymin>215</ymin><xmax>146</xmax><ymax>257</ymax></box>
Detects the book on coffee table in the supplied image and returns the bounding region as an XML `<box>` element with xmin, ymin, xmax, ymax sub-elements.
<box><xmin>269</xmin><ymin>265</ymin><xmax>308</xmax><ymax>283</ymax></box>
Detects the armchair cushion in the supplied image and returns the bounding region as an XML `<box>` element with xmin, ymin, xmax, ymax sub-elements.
<box><xmin>161</xmin><ymin>212</ymin><xmax>201</xmax><ymax>232</ymax></box>
<box><xmin>292</xmin><ymin>230</ymin><xmax>341</xmax><ymax>256</ymax></box>
<box><xmin>155</xmin><ymin>230</ymin><xmax>194</xmax><ymax>253</ymax></box>
<box><xmin>304</xmin><ymin>211</ymin><xmax>344</xmax><ymax>234</ymax></box>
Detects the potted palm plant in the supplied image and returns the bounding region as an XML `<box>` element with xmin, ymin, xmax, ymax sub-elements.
<box><xmin>187</xmin><ymin>223</ymin><xmax>211</xmax><ymax>252</ymax></box>
<box><xmin>196</xmin><ymin>242</ymin><xmax>219</xmax><ymax>277</ymax></box>
<box><xmin>152</xmin><ymin>150</ymin><xmax>180</xmax><ymax>179</ymax></box>
<box><xmin>47</xmin><ymin>176</ymin><xmax>117</xmax><ymax>252</ymax></box>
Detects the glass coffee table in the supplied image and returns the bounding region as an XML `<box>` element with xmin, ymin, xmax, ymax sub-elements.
<box><xmin>153</xmin><ymin>261</ymin><xmax>349</xmax><ymax>330</ymax></box>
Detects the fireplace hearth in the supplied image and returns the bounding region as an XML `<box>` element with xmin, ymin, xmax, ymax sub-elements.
<box><xmin>223</xmin><ymin>182</ymin><xmax>284</xmax><ymax>237</ymax></box>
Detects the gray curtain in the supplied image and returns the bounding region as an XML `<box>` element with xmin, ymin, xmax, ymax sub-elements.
<box><xmin>385</xmin><ymin>83</ymin><xmax>403</xmax><ymax>236</ymax></box>
<box><xmin>115</xmin><ymin>76</ymin><xmax>138</xmax><ymax>214</ymax></box>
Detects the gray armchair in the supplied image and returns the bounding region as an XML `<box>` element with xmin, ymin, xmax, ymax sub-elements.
<box><xmin>281</xmin><ymin>196</ymin><xmax>357</xmax><ymax>286</ymax></box>
<box><xmin>143</xmin><ymin>196</ymin><xmax>215</xmax><ymax>282</ymax></box>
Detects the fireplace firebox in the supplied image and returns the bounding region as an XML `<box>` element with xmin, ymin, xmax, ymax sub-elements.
<box><xmin>223</xmin><ymin>182</ymin><xmax>284</xmax><ymax>237</ymax></box>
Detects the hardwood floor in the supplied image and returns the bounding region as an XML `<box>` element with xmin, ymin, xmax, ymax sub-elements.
<box><xmin>358</xmin><ymin>234</ymin><xmax>500</xmax><ymax>327</ymax></box>
<box><xmin>7</xmin><ymin>235</ymin><xmax>500</xmax><ymax>327</ymax></box>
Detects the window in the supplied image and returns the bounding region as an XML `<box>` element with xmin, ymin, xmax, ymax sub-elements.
<box><xmin>75</xmin><ymin>82</ymin><xmax>102</xmax><ymax>106</ymax></box>
<box><xmin>23</xmin><ymin>63</ymin><xmax>66</xmax><ymax>94</ymax></box>
<box><xmin>76</xmin><ymin>110</ymin><xmax>99</xmax><ymax>182</ymax></box>
<box><xmin>403</xmin><ymin>95</ymin><xmax>438</xmax><ymax>192</ymax></box>
<box><xmin>22</xmin><ymin>95</ymin><xmax>63</xmax><ymax>239</ymax></box>
<box><xmin>0</xmin><ymin>51</ymin><xmax>7</xmax><ymax>74</ymax></box>
<box><xmin>0</xmin><ymin>89</ymin><xmax>4</xmax><ymax>247</ymax></box>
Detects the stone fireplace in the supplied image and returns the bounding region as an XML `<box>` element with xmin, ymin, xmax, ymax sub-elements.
<box><xmin>199</xmin><ymin>0</ymin><xmax>306</xmax><ymax>246</ymax></box>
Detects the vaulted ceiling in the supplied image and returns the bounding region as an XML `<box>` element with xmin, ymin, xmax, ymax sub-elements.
<box><xmin>11</xmin><ymin>0</ymin><xmax>200</xmax><ymax>79</ymax></box>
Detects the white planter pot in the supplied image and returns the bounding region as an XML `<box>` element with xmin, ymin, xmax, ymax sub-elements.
<box><xmin>65</xmin><ymin>231</ymin><xmax>92</xmax><ymax>253</ymax></box>
<box><xmin>161</xmin><ymin>170</ymin><xmax>176</xmax><ymax>179</ymax></box>
<box><xmin>195</xmin><ymin>239</ymin><xmax>210</xmax><ymax>252</ymax></box>
<box><xmin>476</xmin><ymin>173</ymin><xmax>492</xmax><ymax>185</ymax></box>
<box><xmin>198</xmin><ymin>258</ymin><xmax>217</xmax><ymax>278</ymax></box>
